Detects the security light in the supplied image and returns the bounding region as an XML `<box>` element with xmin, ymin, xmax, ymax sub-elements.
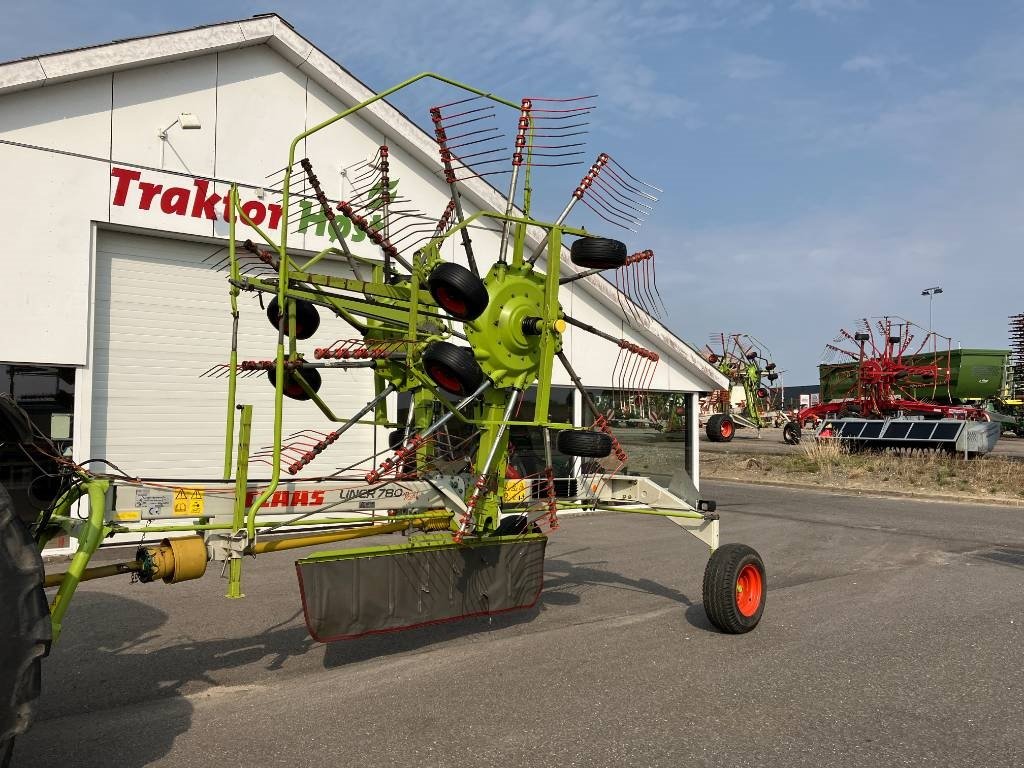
<box><xmin>158</xmin><ymin>113</ymin><xmax>202</xmax><ymax>140</ymax></box>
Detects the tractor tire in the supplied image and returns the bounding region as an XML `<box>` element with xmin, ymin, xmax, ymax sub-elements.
<box><xmin>705</xmin><ymin>414</ymin><xmax>735</xmax><ymax>442</ymax></box>
<box><xmin>422</xmin><ymin>342</ymin><xmax>484</xmax><ymax>396</ymax></box>
<box><xmin>266</xmin><ymin>366</ymin><xmax>323</xmax><ymax>401</ymax></box>
<box><xmin>783</xmin><ymin>421</ymin><xmax>801</xmax><ymax>445</ymax></box>
<box><xmin>427</xmin><ymin>263</ymin><xmax>489</xmax><ymax>321</ymax></box>
<box><xmin>266</xmin><ymin>297</ymin><xmax>321</xmax><ymax>340</ymax></box>
<box><xmin>556</xmin><ymin>429</ymin><xmax>613</xmax><ymax>458</ymax></box>
<box><xmin>569</xmin><ymin>237</ymin><xmax>628</xmax><ymax>270</ymax></box>
<box><xmin>702</xmin><ymin>543</ymin><xmax>766</xmax><ymax>634</ymax></box>
<box><xmin>0</xmin><ymin>483</ymin><xmax>51</xmax><ymax>768</ymax></box>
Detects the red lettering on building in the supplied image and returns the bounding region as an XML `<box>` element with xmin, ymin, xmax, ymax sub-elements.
<box><xmin>138</xmin><ymin>181</ymin><xmax>163</xmax><ymax>210</ymax></box>
<box><xmin>190</xmin><ymin>178</ymin><xmax>221</xmax><ymax>219</ymax></box>
<box><xmin>161</xmin><ymin>187</ymin><xmax>190</xmax><ymax>215</ymax></box>
<box><xmin>107</xmin><ymin>167</ymin><xmax>283</xmax><ymax>231</ymax></box>
<box><xmin>111</xmin><ymin>167</ymin><xmax>142</xmax><ymax>206</ymax></box>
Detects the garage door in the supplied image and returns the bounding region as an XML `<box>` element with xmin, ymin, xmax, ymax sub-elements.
<box><xmin>91</xmin><ymin>230</ymin><xmax>382</xmax><ymax>480</ymax></box>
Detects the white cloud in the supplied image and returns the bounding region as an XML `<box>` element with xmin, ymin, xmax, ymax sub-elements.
<box><xmin>725</xmin><ymin>53</ymin><xmax>786</xmax><ymax>80</ymax></box>
<box><xmin>842</xmin><ymin>54</ymin><xmax>890</xmax><ymax>75</ymax></box>
<box><xmin>792</xmin><ymin>0</ymin><xmax>869</xmax><ymax>16</ymax></box>
<box><xmin>304</xmin><ymin>0</ymin><xmax>699</xmax><ymax>125</ymax></box>
<box><xmin>743</xmin><ymin>3</ymin><xmax>776</xmax><ymax>26</ymax></box>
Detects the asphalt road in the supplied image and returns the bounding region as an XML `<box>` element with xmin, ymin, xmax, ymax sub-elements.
<box><xmin>18</xmin><ymin>482</ymin><xmax>1024</xmax><ymax>768</ymax></box>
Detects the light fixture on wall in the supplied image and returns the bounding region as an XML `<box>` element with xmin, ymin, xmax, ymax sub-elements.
<box><xmin>158</xmin><ymin>112</ymin><xmax>202</xmax><ymax>168</ymax></box>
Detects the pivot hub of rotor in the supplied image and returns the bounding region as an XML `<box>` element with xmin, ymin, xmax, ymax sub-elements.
<box><xmin>466</xmin><ymin>263</ymin><xmax>563</xmax><ymax>389</ymax></box>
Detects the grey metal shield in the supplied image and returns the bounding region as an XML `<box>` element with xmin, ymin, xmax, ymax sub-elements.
<box><xmin>296</xmin><ymin>534</ymin><xmax>546</xmax><ymax>641</ymax></box>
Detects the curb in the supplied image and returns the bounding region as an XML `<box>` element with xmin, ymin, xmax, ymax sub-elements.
<box><xmin>701</xmin><ymin>474</ymin><xmax>1024</xmax><ymax>508</ymax></box>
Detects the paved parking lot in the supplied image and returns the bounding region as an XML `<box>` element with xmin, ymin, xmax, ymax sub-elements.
<box><xmin>19</xmin><ymin>481</ymin><xmax>1024</xmax><ymax>768</ymax></box>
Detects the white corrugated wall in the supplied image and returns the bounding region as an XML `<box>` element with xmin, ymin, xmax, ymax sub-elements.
<box><xmin>91</xmin><ymin>229</ymin><xmax>381</xmax><ymax>480</ymax></box>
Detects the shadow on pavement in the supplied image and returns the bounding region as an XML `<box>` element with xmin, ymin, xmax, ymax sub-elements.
<box><xmin>20</xmin><ymin>591</ymin><xmax>317</xmax><ymax>768</ymax></box>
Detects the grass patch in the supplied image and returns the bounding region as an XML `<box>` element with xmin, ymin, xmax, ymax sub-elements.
<box><xmin>699</xmin><ymin>447</ymin><xmax>1024</xmax><ymax>502</ymax></box>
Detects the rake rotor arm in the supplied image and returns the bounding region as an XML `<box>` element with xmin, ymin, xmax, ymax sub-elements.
<box><xmin>557</xmin><ymin>350</ymin><xmax>604</xmax><ymax>422</ymax></box>
<box><xmin>299</xmin><ymin>158</ymin><xmax>364</xmax><ymax>277</ymax></box>
<box><xmin>562</xmin><ymin>315</ymin><xmax>621</xmax><ymax>346</ymax></box>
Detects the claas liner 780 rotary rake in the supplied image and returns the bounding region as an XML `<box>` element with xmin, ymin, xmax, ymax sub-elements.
<box><xmin>2</xmin><ymin>73</ymin><xmax>765</xmax><ymax>760</ymax></box>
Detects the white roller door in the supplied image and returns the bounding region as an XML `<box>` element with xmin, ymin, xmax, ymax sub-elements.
<box><xmin>91</xmin><ymin>229</ymin><xmax>382</xmax><ymax>481</ymax></box>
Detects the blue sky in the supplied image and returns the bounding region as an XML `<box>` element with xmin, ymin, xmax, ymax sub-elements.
<box><xmin>3</xmin><ymin>0</ymin><xmax>1023</xmax><ymax>382</ymax></box>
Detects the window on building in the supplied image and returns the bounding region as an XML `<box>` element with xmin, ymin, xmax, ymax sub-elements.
<box><xmin>394</xmin><ymin>385</ymin><xmax>577</xmax><ymax>494</ymax></box>
<box><xmin>1</xmin><ymin>364</ymin><xmax>75</xmax><ymax>546</ymax></box>
<box><xmin>583</xmin><ymin>388</ymin><xmax>695</xmax><ymax>484</ymax></box>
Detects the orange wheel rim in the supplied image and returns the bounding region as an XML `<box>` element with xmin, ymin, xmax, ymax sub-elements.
<box><xmin>735</xmin><ymin>563</ymin><xmax>763</xmax><ymax>617</ymax></box>
<box><xmin>721</xmin><ymin>421</ymin><xmax>733</xmax><ymax>438</ymax></box>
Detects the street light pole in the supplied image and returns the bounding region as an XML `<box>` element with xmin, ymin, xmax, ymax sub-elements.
<box><xmin>921</xmin><ymin>286</ymin><xmax>943</xmax><ymax>344</ymax></box>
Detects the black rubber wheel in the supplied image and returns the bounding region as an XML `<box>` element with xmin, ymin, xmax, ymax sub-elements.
<box><xmin>388</xmin><ymin>428</ymin><xmax>407</xmax><ymax>450</ymax></box>
<box><xmin>556</xmin><ymin>429</ymin><xmax>613</xmax><ymax>458</ymax></box>
<box><xmin>0</xmin><ymin>483</ymin><xmax>51</xmax><ymax>767</ymax></box>
<box><xmin>702</xmin><ymin>543</ymin><xmax>766</xmax><ymax>634</ymax></box>
<box><xmin>266</xmin><ymin>366</ymin><xmax>322</xmax><ymax>401</ymax></box>
<box><xmin>783</xmin><ymin>421</ymin><xmax>801</xmax><ymax>445</ymax></box>
<box><xmin>427</xmin><ymin>263</ymin><xmax>489</xmax><ymax>321</ymax></box>
<box><xmin>569</xmin><ymin>237</ymin><xmax>628</xmax><ymax>270</ymax></box>
<box><xmin>266</xmin><ymin>297</ymin><xmax>321</xmax><ymax>340</ymax></box>
<box><xmin>493</xmin><ymin>514</ymin><xmax>541</xmax><ymax>536</ymax></box>
<box><xmin>756</xmin><ymin>387</ymin><xmax>769</xmax><ymax>399</ymax></box>
<box><xmin>422</xmin><ymin>342</ymin><xmax>484</xmax><ymax>396</ymax></box>
<box><xmin>706</xmin><ymin>413</ymin><xmax>735</xmax><ymax>442</ymax></box>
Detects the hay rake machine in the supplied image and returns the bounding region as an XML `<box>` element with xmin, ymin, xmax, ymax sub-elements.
<box><xmin>782</xmin><ymin>316</ymin><xmax>999</xmax><ymax>455</ymax></box>
<box><xmin>701</xmin><ymin>333</ymin><xmax>780</xmax><ymax>442</ymax></box>
<box><xmin>2</xmin><ymin>73</ymin><xmax>766</xmax><ymax>762</ymax></box>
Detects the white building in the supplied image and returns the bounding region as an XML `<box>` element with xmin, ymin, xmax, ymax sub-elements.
<box><xmin>0</xmin><ymin>14</ymin><xmax>727</xmax><ymax>548</ymax></box>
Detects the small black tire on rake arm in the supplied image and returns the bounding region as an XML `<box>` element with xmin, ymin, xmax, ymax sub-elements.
<box><xmin>267</xmin><ymin>366</ymin><xmax>323</xmax><ymax>401</ymax></box>
<box><xmin>422</xmin><ymin>342</ymin><xmax>485</xmax><ymax>396</ymax></box>
<box><xmin>569</xmin><ymin>237</ymin><xmax>628</xmax><ymax>270</ymax></box>
<box><xmin>427</xmin><ymin>262</ymin><xmax>490</xmax><ymax>321</ymax></box>
<box><xmin>0</xmin><ymin>483</ymin><xmax>51</xmax><ymax>768</ymax></box>
<box><xmin>702</xmin><ymin>543</ymin><xmax>766</xmax><ymax>634</ymax></box>
<box><xmin>266</xmin><ymin>297</ymin><xmax>321</xmax><ymax>340</ymax></box>
<box><xmin>388</xmin><ymin>428</ymin><xmax>407</xmax><ymax>450</ymax></box>
<box><xmin>556</xmin><ymin>429</ymin><xmax>613</xmax><ymax>458</ymax></box>
<box><xmin>783</xmin><ymin>421</ymin><xmax>801</xmax><ymax>445</ymax></box>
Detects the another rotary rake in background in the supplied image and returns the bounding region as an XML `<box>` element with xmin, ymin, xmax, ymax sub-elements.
<box><xmin>3</xmin><ymin>73</ymin><xmax>766</xmax><ymax>764</ymax></box>
<box><xmin>701</xmin><ymin>333</ymin><xmax>781</xmax><ymax>442</ymax></box>
<box><xmin>783</xmin><ymin>316</ymin><xmax>999</xmax><ymax>455</ymax></box>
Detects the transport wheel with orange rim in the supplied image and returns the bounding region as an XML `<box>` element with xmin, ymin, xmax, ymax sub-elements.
<box><xmin>705</xmin><ymin>413</ymin><xmax>735</xmax><ymax>442</ymax></box>
<box><xmin>702</xmin><ymin>543</ymin><xmax>765</xmax><ymax>633</ymax></box>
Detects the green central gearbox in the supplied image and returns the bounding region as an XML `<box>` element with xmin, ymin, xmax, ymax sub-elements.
<box><xmin>466</xmin><ymin>262</ymin><xmax>563</xmax><ymax>390</ymax></box>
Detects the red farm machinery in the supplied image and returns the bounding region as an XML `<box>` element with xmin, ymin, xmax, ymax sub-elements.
<box><xmin>783</xmin><ymin>316</ymin><xmax>1000</xmax><ymax>456</ymax></box>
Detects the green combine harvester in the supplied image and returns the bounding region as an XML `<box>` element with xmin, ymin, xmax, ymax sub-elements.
<box><xmin>1</xmin><ymin>72</ymin><xmax>766</xmax><ymax>766</ymax></box>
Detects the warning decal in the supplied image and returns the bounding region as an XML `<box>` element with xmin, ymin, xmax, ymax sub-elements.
<box><xmin>173</xmin><ymin>488</ymin><xmax>205</xmax><ymax>517</ymax></box>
